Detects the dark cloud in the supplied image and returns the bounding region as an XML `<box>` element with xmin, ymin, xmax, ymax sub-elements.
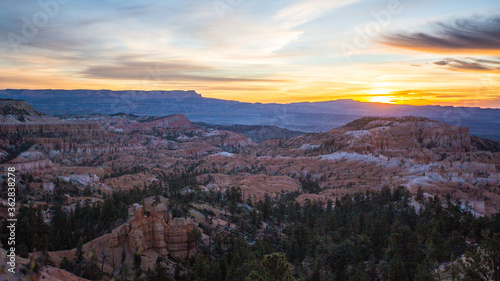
<box><xmin>473</xmin><ymin>58</ymin><xmax>500</xmax><ymax>65</ymax></box>
<box><xmin>82</xmin><ymin>61</ymin><xmax>288</xmax><ymax>83</ymax></box>
<box><xmin>382</xmin><ymin>15</ymin><xmax>500</xmax><ymax>53</ymax></box>
<box><xmin>433</xmin><ymin>60</ymin><xmax>448</xmax><ymax>66</ymax></box>
<box><xmin>433</xmin><ymin>57</ymin><xmax>500</xmax><ymax>71</ymax></box>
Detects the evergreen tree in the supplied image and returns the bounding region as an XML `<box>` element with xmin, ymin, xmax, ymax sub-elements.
<box><xmin>461</xmin><ymin>230</ymin><xmax>500</xmax><ymax>281</ymax></box>
<box><xmin>247</xmin><ymin>253</ymin><xmax>296</xmax><ymax>281</ymax></box>
<box><xmin>134</xmin><ymin>247</ymin><xmax>142</xmax><ymax>278</ymax></box>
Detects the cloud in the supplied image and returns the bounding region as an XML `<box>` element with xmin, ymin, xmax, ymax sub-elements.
<box><xmin>82</xmin><ymin>61</ymin><xmax>288</xmax><ymax>83</ymax></box>
<box><xmin>381</xmin><ymin>15</ymin><xmax>500</xmax><ymax>54</ymax></box>
<box><xmin>433</xmin><ymin>57</ymin><xmax>500</xmax><ymax>72</ymax></box>
<box><xmin>273</xmin><ymin>0</ymin><xmax>360</xmax><ymax>28</ymax></box>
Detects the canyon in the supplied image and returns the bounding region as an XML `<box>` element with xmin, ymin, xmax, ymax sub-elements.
<box><xmin>0</xmin><ymin>98</ymin><xmax>499</xmax><ymax>279</ymax></box>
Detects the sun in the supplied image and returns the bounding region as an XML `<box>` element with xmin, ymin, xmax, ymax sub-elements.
<box><xmin>369</xmin><ymin>95</ymin><xmax>395</xmax><ymax>104</ymax></box>
<box><xmin>365</xmin><ymin>88</ymin><xmax>396</xmax><ymax>103</ymax></box>
<box><xmin>368</xmin><ymin>88</ymin><xmax>390</xmax><ymax>95</ymax></box>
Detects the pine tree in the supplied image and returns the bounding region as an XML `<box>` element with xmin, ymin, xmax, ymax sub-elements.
<box><xmin>461</xmin><ymin>231</ymin><xmax>500</xmax><ymax>281</ymax></box>
<box><xmin>134</xmin><ymin>247</ymin><xmax>142</xmax><ymax>278</ymax></box>
<box><xmin>246</xmin><ymin>253</ymin><xmax>296</xmax><ymax>281</ymax></box>
<box><xmin>148</xmin><ymin>258</ymin><xmax>174</xmax><ymax>281</ymax></box>
<box><xmin>75</xmin><ymin>237</ymin><xmax>84</xmax><ymax>265</ymax></box>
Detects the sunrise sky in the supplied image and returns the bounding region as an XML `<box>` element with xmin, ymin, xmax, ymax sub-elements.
<box><xmin>0</xmin><ymin>0</ymin><xmax>499</xmax><ymax>107</ymax></box>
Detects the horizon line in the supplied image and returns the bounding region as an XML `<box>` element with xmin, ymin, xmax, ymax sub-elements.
<box><xmin>1</xmin><ymin>88</ymin><xmax>498</xmax><ymax>110</ymax></box>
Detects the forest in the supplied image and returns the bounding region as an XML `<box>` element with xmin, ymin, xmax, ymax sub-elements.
<box><xmin>3</xmin><ymin>175</ymin><xmax>500</xmax><ymax>280</ymax></box>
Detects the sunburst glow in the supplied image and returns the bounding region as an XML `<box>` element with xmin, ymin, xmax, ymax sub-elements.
<box><xmin>369</xmin><ymin>96</ymin><xmax>395</xmax><ymax>104</ymax></box>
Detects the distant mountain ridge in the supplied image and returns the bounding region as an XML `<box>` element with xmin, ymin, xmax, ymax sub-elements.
<box><xmin>1</xmin><ymin>89</ymin><xmax>499</xmax><ymax>141</ymax></box>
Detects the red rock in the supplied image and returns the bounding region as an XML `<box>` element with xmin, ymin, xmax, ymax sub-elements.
<box><xmin>108</xmin><ymin>203</ymin><xmax>199</xmax><ymax>259</ymax></box>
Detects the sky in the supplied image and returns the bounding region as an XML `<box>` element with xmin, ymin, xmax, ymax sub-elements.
<box><xmin>0</xmin><ymin>0</ymin><xmax>499</xmax><ymax>107</ymax></box>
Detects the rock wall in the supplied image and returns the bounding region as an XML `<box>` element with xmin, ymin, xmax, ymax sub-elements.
<box><xmin>2</xmin><ymin>159</ymin><xmax>52</xmax><ymax>172</ymax></box>
<box><xmin>109</xmin><ymin>203</ymin><xmax>198</xmax><ymax>259</ymax></box>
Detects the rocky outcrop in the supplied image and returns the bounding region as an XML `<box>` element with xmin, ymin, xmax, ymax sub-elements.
<box><xmin>126</xmin><ymin>114</ymin><xmax>196</xmax><ymax>131</ymax></box>
<box><xmin>0</xmin><ymin>99</ymin><xmax>35</xmax><ymax>113</ymax></box>
<box><xmin>341</xmin><ymin>117</ymin><xmax>472</xmax><ymax>153</ymax></box>
<box><xmin>0</xmin><ymin>99</ymin><xmax>103</xmax><ymax>133</ymax></box>
<box><xmin>196</xmin><ymin>123</ymin><xmax>304</xmax><ymax>142</ymax></box>
<box><xmin>0</xmin><ymin>98</ymin><xmax>58</xmax><ymax>124</ymax></box>
<box><xmin>109</xmin><ymin>203</ymin><xmax>198</xmax><ymax>259</ymax></box>
<box><xmin>471</xmin><ymin>136</ymin><xmax>500</xmax><ymax>152</ymax></box>
<box><xmin>165</xmin><ymin>217</ymin><xmax>196</xmax><ymax>259</ymax></box>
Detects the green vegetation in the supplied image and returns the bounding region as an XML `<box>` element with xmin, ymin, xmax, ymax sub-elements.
<box><xmin>5</xmin><ymin>172</ymin><xmax>500</xmax><ymax>280</ymax></box>
<box><xmin>187</xmin><ymin>186</ymin><xmax>500</xmax><ymax>281</ymax></box>
<box><xmin>0</xmin><ymin>188</ymin><xmax>149</xmax><ymax>253</ymax></box>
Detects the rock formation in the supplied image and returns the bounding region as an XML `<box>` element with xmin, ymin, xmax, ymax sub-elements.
<box><xmin>0</xmin><ymin>98</ymin><xmax>58</xmax><ymax>124</ymax></box>
<box><xmin>108</xmin><ymin>203</ymin><xmax>198</xmax><ymax>259</ymax></box>
<box><xmin>6</xmin><ymin>159</ymin><xmax>52</xmax><ymax>171</ymax></box>
<box><xmin>0</xmin><ymin>98</ymin><xmax>103</xmax><ymax>135</ymax></box>
<box><xmin>340</xmin><ymin>117</ymin><xmax>472</xmax><ymax>153</ymax></box>
<box><xmin>126</xmin><ymin>114</ymin><xmax>196</xmax><ymax>131</ymax></box>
